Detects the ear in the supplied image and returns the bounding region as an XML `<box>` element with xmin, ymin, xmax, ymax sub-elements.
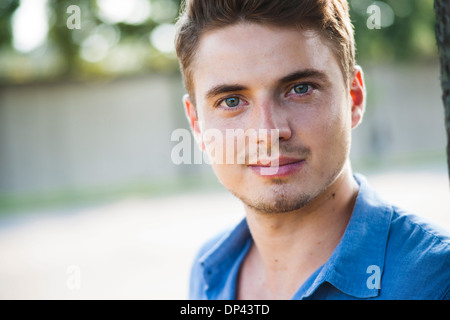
<box><xmin>349</xmin><ymin>65</ymin><xmax>366</xmax><ymax>129</ymax></box>
<box><xmin>183</xmin><ymin>94</ymin><xmax>205</xmax><ymax>151</ymax></box>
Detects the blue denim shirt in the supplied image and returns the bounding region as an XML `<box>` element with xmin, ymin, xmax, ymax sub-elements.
<box><xmin>189</xmin><ymin>174</ymin><xmax>450</xmax><ymax>300</ymax></box>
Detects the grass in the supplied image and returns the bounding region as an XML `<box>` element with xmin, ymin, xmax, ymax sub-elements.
<box><xmin>0</xmin><ymin>171</ymin><xmax>223</xmax><ymax>216</ymax></box>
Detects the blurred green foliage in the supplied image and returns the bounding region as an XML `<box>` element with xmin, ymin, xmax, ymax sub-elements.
<box><xmin>0</xmin><ymin>0</ymin><xmax>437</xmax><ymax>85</ymax></box>
<box><xmin>350</xmin><ymin>0</ymin><xmax>437</xmax><ymax>64</ymax></box>
<box><xmin>0</xmin><ymin>0</ymin><xmax>20</xmax><ymax>47</ymax></box>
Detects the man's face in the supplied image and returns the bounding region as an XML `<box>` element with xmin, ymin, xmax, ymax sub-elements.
<box><xmin>184</xmin><ymin>23</ymin><xmax>364</xmax><ymax>214</ymax></box>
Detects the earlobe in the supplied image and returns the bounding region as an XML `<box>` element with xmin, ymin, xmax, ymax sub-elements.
<box><xmin>350</xmin><ymin>66</ymin><xmax>366</xmax><ymax>129</ymax></box>
<box><xmin>183</xmin><ymin>94</ymin><xmax>205</xmax><ymax>150</ymax></box>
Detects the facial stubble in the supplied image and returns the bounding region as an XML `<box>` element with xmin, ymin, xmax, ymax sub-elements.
<box><xmin>228</xmin><ymin>149</ymin><xmax>347</xmax><ymax>215</ymax></box>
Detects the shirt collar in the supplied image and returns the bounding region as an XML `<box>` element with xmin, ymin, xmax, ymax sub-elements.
<box><xmin>303</xmin><ymin>173</ymin><xmax>393</xmax><ymax>299</ymax></box>
<box><xmin>199</xmin><ymin>173</ymin><xmax>393</xmax><ymax>299</ymax></box>
<box><xmin>199</xmin><ymin>218</ymin><xmax>251</xmax><ymax>299</ymax></box>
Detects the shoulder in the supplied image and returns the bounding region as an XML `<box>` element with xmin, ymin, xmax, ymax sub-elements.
<box><xmin>383</xmin><ymin>206</ymin><xmax>450</xmax><ymax>299</ymax></box>
<box><xmin>389</xmin><ymin>206</ymin><xmax>450</xmax><ymax>253</ymax></box>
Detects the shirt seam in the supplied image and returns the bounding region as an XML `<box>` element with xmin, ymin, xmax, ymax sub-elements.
<box><xmin>395</xmin><ymin>209</ymin><xmax>450</xmax><ymax>300</ymax></box>
<box><xmin>393</xmin><ymin>209</ymin><xmax>450</xmax><ymax>249</ymax></box>
<box><xmin>435</xmin><ymin>284</ymin><xmax>450</xmax><ymax>300</ymax></box>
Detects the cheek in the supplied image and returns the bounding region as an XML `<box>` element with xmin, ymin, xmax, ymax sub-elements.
<box><xmin>210</xmin><ymin>160</ymin><xmax>247</xmax><ymax>196</ymax></box>
<box><xmin>321</xmin><ymin>110</ymin><xmax>352</xmax><ymax>164</ymax></box>
<box><xmin>201</xmin><ymin>122</ymin><xmax>255</xmax><ymax>190</ymax></box>
<box><xmin>293</xmin><ymin>99</ymin><xmax>351</xmax><ymax>155</ymax></box>
<box><xmin>202</xmin><ymin>115</ymin><xmax>255</xmax><ymax>164</ymax></box>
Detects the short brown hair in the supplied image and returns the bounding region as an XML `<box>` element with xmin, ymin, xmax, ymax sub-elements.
<box><xmin>175</xmin><ymin>0</ymin><xmax>355</xmax><ymax>103</ymax></box>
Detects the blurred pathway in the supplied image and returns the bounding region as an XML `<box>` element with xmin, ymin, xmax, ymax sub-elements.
<box><xmin>0</xmin><ymin>168</ymin><xmax>449</xmax><ymax>299</ymax></box>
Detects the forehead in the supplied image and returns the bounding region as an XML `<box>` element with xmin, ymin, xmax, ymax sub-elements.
<box><xmin>191</xmin><ymin>23</ymin><xmax>343</xmax><ymax>101</ymax></box>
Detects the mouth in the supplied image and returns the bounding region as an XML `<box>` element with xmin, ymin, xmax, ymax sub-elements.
<box><xmin>247</xmin><ymin>157</ymin><xmax>305</xmax><ymax>177</ymax></box>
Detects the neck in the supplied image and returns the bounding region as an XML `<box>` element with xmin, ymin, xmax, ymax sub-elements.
<box><xmin>241</xmin><ymin>164</ymin><xmax>359</xmax><ymax>299</ymax></box>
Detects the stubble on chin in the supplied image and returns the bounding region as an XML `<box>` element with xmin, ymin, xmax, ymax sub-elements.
<box><xmin>229</xmin><ymin>181</ymin><xmax>318</xmax><ymax>215</ymax></box>
<box><xmin>230</xmin><ymin>162</ymin><xmax>345</xmax><ymax>215</ymax></box>
<box><xmin>246</xmin><ymin>193</ymin><xmax>316</xmax><ymax>214</ymax></box>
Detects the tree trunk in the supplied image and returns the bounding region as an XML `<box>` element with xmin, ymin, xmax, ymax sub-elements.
<box><xmin>435</xmin><ymin>0</ymin><xmax>450</xmax><ymax>181</ymax></box>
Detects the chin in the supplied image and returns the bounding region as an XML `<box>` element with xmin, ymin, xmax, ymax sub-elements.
<box><xmin>247</xmin><ymin>193</ymin><xmax>315</xmax><ymax>214</ymax></box>
<box><xmin>231</xmin><ymin>183</ymin><xmax>319</xmax><ymax>214</ymax></box>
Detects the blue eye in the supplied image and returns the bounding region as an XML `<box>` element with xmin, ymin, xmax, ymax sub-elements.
<box><xmin>217</xmin><ymin>96</ymin><xmax>247</xmax><ymax>110</ymax></box>
<box><xmin>292</xmin><ymin>84</ymin><xmax>309</xmax><ymax>94</ymax></box>
<box><xmin>224</xmin><ymin>97</ymin><xmax>240</xmax><ymax>108</ymax></box>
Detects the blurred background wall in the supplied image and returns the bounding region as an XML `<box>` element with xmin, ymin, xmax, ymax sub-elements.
<box><xmin>0</xmin><ymin>62</ymin><xmax>446</xmax><ymax>204</ymax></box>
<box><xmin>0</xmin><ymin>0</ymin><xmax>448</xmax><ymax>299</ymax></box>
<box><xmin>0</xmin><ymin>0</ymin><xmax>445</xmax><ymax>212</ymax></box>
<box><xmin>0</xmin><ymin>75</ymin><xmax>182</xmax><ymax>194</ymax></box>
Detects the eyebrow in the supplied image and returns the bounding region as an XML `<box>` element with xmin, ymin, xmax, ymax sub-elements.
<box><xmin>279</xmin><ymin>69</ymin><xmax>330</xmax><ymax>85</ymax></box>
<box><xmin>205</xmin><ymin>84</ymin><xmax>248</xmax><ymax>100</ymax></box>
<box><xmin>204</xmin><ymin>68</ymin><xmax>330</xmax><ymax>100</ymax></box>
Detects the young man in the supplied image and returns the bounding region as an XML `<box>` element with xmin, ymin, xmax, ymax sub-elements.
<box><xmin>175</xmin><ymin>0</ymin><xmax>450</xmax><ymax>299</ymax></box>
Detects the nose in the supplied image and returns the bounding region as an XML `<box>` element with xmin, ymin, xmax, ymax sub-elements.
<box><xmin>256</xmin><ymin>100</ymin><xmax>292</xmax><ymax>143</ymax></box>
